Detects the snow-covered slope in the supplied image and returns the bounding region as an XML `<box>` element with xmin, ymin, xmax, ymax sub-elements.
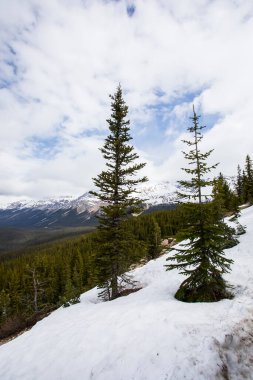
<box><xmin>1</xmin><ymin>208</ymin><xmax>253</xmax><ymax>380</ymax></box>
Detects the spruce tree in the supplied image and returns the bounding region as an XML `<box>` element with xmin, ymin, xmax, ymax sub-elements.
<box><xmin>212</xmin><ymin>172</ymin><xmax>239</xmax><ymax>216</ymax></box>
<box><xmin>72</xmin><ymin>248</ymin><xmax>84</xmax><ymax>296</ymax></box>
<box><xmin>147</xmin><ymin>217</ymin><xmax>162</xmax><ymax>260</ymax></box>
<box><xmin>244</xmin><ymin>154</ymin><xmax>253</xmax><ymax>203</ymax></box>
<box><xmin>166</xmin><ymin>106</ymin><xmax>234</xmax><ymax>302</ymax></box>
<box><xmin>91</xmin><ymin>85</ymin><xmax>147</xmax><ymax>300</ymax></box>
<box><xmin>236</xmin><ymin>165</ymin><xmax>243</xmax><ymax>204</ymax></box>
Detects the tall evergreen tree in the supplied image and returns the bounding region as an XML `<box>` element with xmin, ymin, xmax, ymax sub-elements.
<box><xmin>166</xmin><ymin>106</ymin><xmax>233</xmax><ymax>302</ymax></box>
<box><xmin>91</xmin><ymin>85</ymin><xmax>147</xmax><ymax>300</ymax></box>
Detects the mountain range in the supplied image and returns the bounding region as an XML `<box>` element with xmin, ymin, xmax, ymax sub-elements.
<box><xmin>0</xmin><ymin>182</ymin><xmax>177</xmax><ymax>229</ymax></box>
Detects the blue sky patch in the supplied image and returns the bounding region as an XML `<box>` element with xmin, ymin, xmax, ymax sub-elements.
<box><xmin>201</xmin><ymin>112</ymin><xmax>221</xmax><ymax>131</ymax></box>
<box><xmin>127</xmin><ymin>4</ymin><xmax>135</xmax><ymax>17</ymax></box>
<box><xmin>131</xmin><ymin>88</ymin><xmax>220</xmax><ymax>161</ymax></box>
<box><xmin>28</xmin><ymin>135</ymin><xmax>61</xmax><ymax>160</ymax></box>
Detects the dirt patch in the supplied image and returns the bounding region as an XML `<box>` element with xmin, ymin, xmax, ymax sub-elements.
<box><xmin>0</xmin><ymin>308</ymin><xmax>53</xmax><ymax>345</ymax></box>
<box><xmin>215</xmin><ymin>317</ymin><xmax>253</xmax><ymax>379</ymax></box>
<box><xmin>118</xmin><ymin>287</ymin><xmax>142</xmax><ymax>297</ymax></box>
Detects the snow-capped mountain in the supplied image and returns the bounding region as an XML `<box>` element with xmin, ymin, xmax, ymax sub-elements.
<box><xmin>0</xmin><ymin>182</ymin><xmax>178</xmax><ymax>228</ymax></box>
<box><xmin>137</xmin><ymin>181</ymin><xmax>177</xmax><ymax>205</ymax></box>
<box><xmin>0</xmin><ymin>193</ymin><xmax>100</xmax><ymax>213</ymax></box>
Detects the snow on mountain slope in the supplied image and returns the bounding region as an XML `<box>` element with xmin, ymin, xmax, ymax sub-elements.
<box><xmin>0</xmin><ymin>182</ymin><xmax>177</xmax><ymax>228</ymax></box>
<box><xmin>0</xmin><ymin>181</ymin><xmax>177</xmax><ymax>211</ymax></box>
<box><xmin>137</xmin><ymin>181</ymin><xmax>177</xmax><ymax>205</ymax></box>
<box><xmin>1</xmin><ymin>208</ymin><xmax>253</xmax><ymax>380</ymax></box>
<box><xmin>0</xmin><ymin>194</ymin><xmax>87</xmax><ymax>211</ymax></box>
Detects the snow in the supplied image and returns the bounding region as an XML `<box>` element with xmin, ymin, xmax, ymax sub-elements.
<box><xmin>0</xmin><ymin>181</ymin><xmax>178</xmax><ymax>211</ymax></box>
<box><xmin>137</xmin><ymin>181</ymin><xmax>177</xmax><ymax>205</ymax></box>
<box><xmin>0</xmin><ymin>196</ymin><xmax>75</xmax><ymax>211</ymax></box>
<box><xmin>1</xmin><ymin>208</ymin><xmax>253</xmax><ymax>379</ymax></box>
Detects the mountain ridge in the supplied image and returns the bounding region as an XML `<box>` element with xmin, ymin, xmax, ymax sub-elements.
<box><xmin>0</xmin><ymin>182</ymin><xmax>178</xmax><ymax>228</ymax></box>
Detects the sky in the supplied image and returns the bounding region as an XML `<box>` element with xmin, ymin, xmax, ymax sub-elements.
<box><xmin>0</xmin><ymin>0</ymin><xmax>253</xmax><ymax>201</ymax></box>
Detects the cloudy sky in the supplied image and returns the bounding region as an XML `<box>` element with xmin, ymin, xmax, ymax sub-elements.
<box><xmin>0</xmin><ymin>0</ymin><xmax>253</xmax><ymax>201</ymax></box>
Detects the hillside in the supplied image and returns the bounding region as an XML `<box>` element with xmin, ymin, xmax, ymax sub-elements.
<box><xmin>0</xmin><ymin>226</ymin><xmax>95</xmax><ymax>256</ymax></box>
<box><xmin>0</xmin><ymin>207</ymin><xmax>253</xmax><ymax>379</ymax></box>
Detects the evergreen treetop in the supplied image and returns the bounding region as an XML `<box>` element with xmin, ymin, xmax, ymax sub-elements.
<box><xmin>91</xmin><ymin>85</ymin><xmax>147</xmax><ymax>213</ymax></box>
<box><xmin>177</xmin><ymin>105</ymin><xmax>218</xmax><ymax>203</ymax></box>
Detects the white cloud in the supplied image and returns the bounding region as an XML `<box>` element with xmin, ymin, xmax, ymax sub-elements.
<box><xmin>0</xmin><ymin>0</ymin><xmax>253</xmax><ymax>200</ymax></box>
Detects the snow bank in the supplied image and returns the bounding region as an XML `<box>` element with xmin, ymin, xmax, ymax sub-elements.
<box><xmin>1</xmin><ymin>207</ymin><xmax>253</xmax><ymax>379</ymax></box>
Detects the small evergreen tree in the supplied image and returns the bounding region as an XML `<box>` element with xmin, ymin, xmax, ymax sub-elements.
<box><xmin>0</xmin><ymin>290</ymin><xmax>10</xmax><ymax>325</ymax></box>
<box><xmin>147</xmin><ymin>217</ymin><xmax>162</xmax><ymax>260</ymax></box>
<box><xmin>166</xmin><ymin>106</ymin><xmax>234</xmax><ymax>302</ymax></box>
<box><xmin>242</xmin><ymin>170</ymin><xmax>248</xmax><ymax>203</ymax></box>
<box><xmin>243</xmin><ymin>154</ymin><xmax>253</xmax><ymax>203</ymax></box>
<box><xmin>72</xmin><ymin>249</ymin><xmax>84</xmax><ymax>292</ymax></box>
<box><xmin>212</xmin><ymin>172</ymin><xmax>239</xmax><ymax>216</ymax></box>
<box><xmin>59</xmin><ymin>264</ymin><xmax>80</xmax><ymax>307</ymax></box>
<box><xmin>236</xmin><ymin>165</ymin><xmax>243</xmax><ymax>204</ymax></box>
<box><xmin>91</xmin><ymin>85</ymin><xmax>147</xmax><ymax>300</ymax></box>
